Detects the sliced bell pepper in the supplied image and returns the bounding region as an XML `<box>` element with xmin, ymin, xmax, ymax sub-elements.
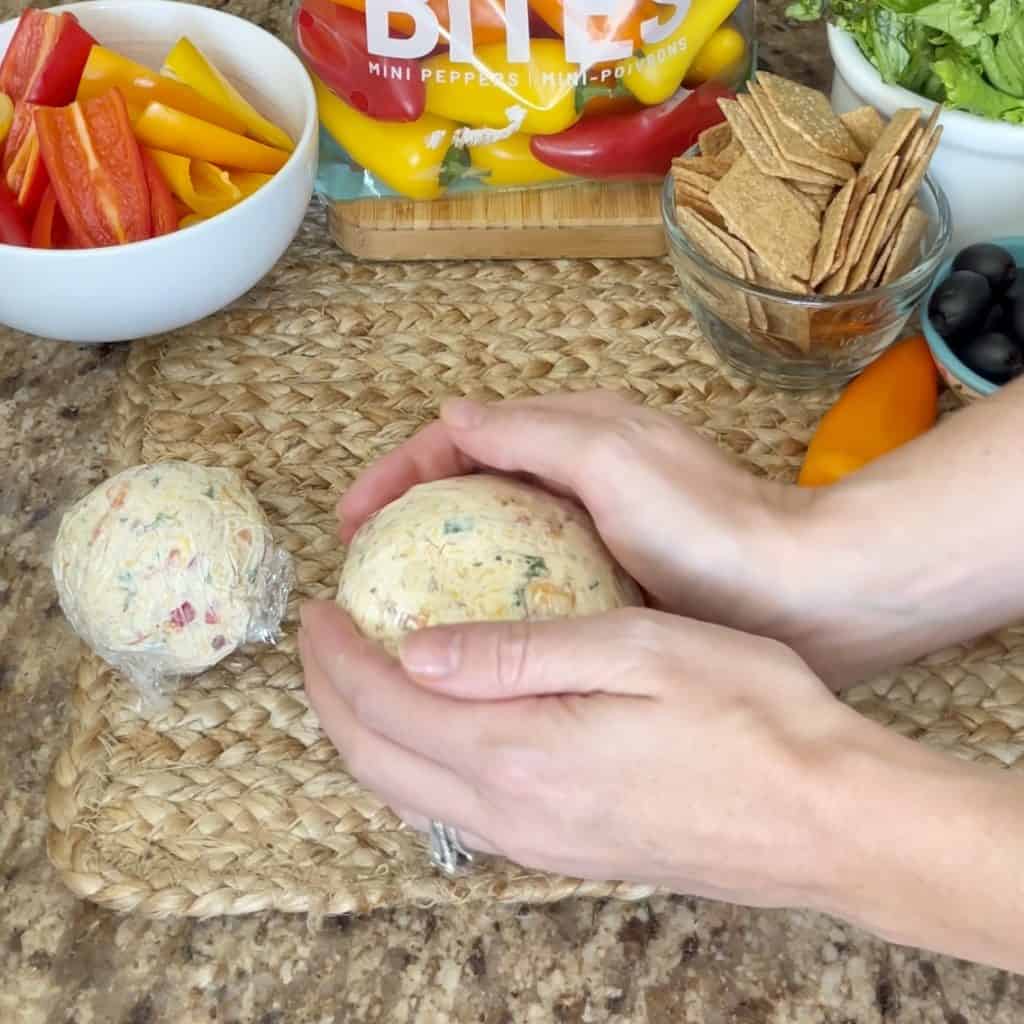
<box><xmin>77</xmin><ymin>46</ymin><xmax>249</xmax><ymax>135</ymax></box>
<box><xmin>424</xmin><ymin>41</ymin><xmax>580</xmax><ymax>136</ymax></box>
<box><xmin>798</xmin><ymin>335</ymin><xmax>938</xmax><ymax>488</ymax></box>
<box><xmin>179</xmin><ymin>213</ymin><xmax>206</xmax><ymax>230</ymax></box>
<box><xmin>528</xmin><ymin>0</ymin><xmax>657</xmax><ymax>54</ymax></box>
<box><xmin>162</xmin><ymin>37</ymin><xmax>294</xmax><ymax>152</ymax></box>
<box><xmin>622</xmin><ymin>0</ymin><xmax>742</xmax><ymax>106</ymax></box>
<box><xmin>35</xmin><ymin>88</ymin><xmax>152</xmax><ymax>247</ymax></box>
<box><xmin>294</xmin><ymin>0</ymin><xmax>425</xmax><ymax>123</ymax></box>
<box><xmin>141</xmin><ymin>150</ymin><xmax>179</xmax><ymax>237</ymax></box>
<box><xmin>0</xmin><ymin>8</ymin><xmax>96</xmax><ymax>106</ymax></box>
<box><xmin>683</xmin><ymin>23</ymin><xmax>748</xmax><ymax>87</ymax></box>
<box><xmin>30</xmin><ymin>185</ymin><xmax>68</xmax><ymax>249</ymax></box>
<box><xmin>133</xmin><ymin>103</ymin><xmax>290</xmax><ymax>174</ymax></box>
<box><xmin>0</xmin><ymin>92</ymin><xmax>13</xmax><ymax>149</ymax></box>
<box><xmin>2</xmin><ymin>101</ymin><xmax>48</xmax><ymax>216</ymax></box>
<box><xmin>325</xmin><ymin>0</ymin><xmax>508</xmax><ymax>44</ymax></box>
<box><xmin>470</xmin><ymin>133</ymin><xmax>571</xmax><ymax>187</ymax></box>
<box><xmin>531</xmin><ymin>79</ymin><xmax>733</xmax><ymax>177</ymax></box>
<box><xmin>0</xmin><ymin>179</ymin><xmax>30</xmax><ymax>246</ymax></box>
<box><xmin>228</xmin><ymin>170</ymin><xmax>273</xmax><ymax>199</ymax></box>
<box><xmin>146</xmin><ymin>148</ymin><xmax>243</xmax><ymax>218</ymax></box>
<box><xmin>314</xmin><ymin>73</ymin><xmax>463</xmax><ymax>201</ymax></box>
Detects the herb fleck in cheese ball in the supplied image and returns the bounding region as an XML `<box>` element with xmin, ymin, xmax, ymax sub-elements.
<box><xmin>336</xmin><ymin>475</ymin><xmax>644</xmax><ymax>652</ymax></box>
<box><xmin>53</xmin><ymin>461</ymin><xmax>292</xmax><ymax>690</ymax></box>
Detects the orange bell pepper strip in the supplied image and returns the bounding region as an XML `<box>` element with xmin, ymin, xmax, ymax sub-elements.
<box><xmin>141</xmin><ymin>150</ymin><xmax>179</xmax><ymax>237</ymax></box>
<box><xmin>326</xmin><ymin>0</ymin><xmax>508</xmax><ymax>43</ymax></box>
<box><xmin>133</xmin><ymin>103</ymin><xmax>290</xmax><ymax>174</ymax></box>
<box><xmin>528</xmin><ymin>0</ymin><xmax>657</xmax><ymax>50</ymax></box>
<box><xmin>798</xmin><ymin>335</ymin><xmax>938</xmax><ymax>487</ymax></box>
<box><xmin>30</xmin><ymin>184</ymin><xmax>69</xmax><ymax>248</ymax></box>
<box><xmin>77</xmin><ymin>46</ymin><xmax>248</xmax><ymax>135</ymax></box>
<box><xmin>146</xmin><ymin>148</ymin><xmax>243</xmax><ymax>218</ymax></box>
<box><xmin>35</xmin><ymin>88</ymin><xmax>152</xmax><ymax>247</ymax></box>
<box><xmin>162</xmin><ymin>38</ymin><xmax>293</xmax><ymax>152</ymax></box>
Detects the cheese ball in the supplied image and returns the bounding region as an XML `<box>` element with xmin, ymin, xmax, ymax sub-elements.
<box><xmin>53</xmin><ymin>461</ymin><xmax>292</xmax><ymax>694</ymax></box>
<box><xmin>337</xmin><ymin>474</ymin><xmax>643</xmax><ymax>653</ymax></box>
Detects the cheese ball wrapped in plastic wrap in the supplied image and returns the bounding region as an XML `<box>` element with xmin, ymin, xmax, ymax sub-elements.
<box><xmin>336</xmin><ymin>474</ymin><xmax>644</xmax><ymax>653</ymax></box>
<box><xmin>52</xmin><ymin>461</ymin><xmax>294</xmax><ymax>707</ymax></box>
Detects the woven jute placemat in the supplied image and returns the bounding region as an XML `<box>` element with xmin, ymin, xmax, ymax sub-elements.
<box><xmin>46</xmin><ymin>216</ymin><xmax>1024</xmax><ymax>918</ymax></box>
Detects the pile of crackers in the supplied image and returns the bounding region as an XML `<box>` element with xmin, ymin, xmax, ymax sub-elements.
<box><xmin>670</xmin><ymin>71</ymin><xmax>943</xmax><ymax>348</ymax></box>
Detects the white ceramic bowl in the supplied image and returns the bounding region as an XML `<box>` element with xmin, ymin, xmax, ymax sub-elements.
<box><xmin>0</xmin><ymin>0</ymin><xmax>317</xmax><ymax>344</ymax></box>
<box><xmin>828</xmin><ymin>24</ymin><xmax>1024</xmax><ymax>254</ymax></box>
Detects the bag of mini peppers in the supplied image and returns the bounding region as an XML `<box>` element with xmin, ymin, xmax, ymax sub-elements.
<box><xmin>292</xmin><ymin>0</ymin><xmax>756</xmax><ymax>201</ymax></box>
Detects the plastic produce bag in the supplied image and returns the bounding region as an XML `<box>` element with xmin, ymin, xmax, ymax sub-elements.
<box><xmin>292</xmin><ymin>0</ymin><xmax>757</xmax><ymax>201</ymax></box>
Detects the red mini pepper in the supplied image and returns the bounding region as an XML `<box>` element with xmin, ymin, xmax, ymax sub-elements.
<box><xmin>141</xmin><ymin>150</ymin><xmax>179</xmax><ymax>237</ymax></box>
<box><xmin>35</xmin><ymin>88</ymin><xmax>152</xmax><ymax>247</ymax></box>
<box><xmin>530</xmin><ymin>80</ymin><xmax>734</xmax><ymax>178</ymax></box>
<box><xmin>30</xmin><ymin>184</ymin><xmax>69</xmax><ymax>248</ymax></box>
<box><xmin>2</xmin><ymin>101</ymin><xmax>48</xmax><ymax>215</ymax></box>
<box><xmin>294</xmin><ymin>0</ymin><xmax>425</xmax><ymax>122</ymax></box>
<box><xmin>0</xmin><ymin>8</ymin><xmax>96</xmax><ymax>105</ymax></box>
<box><xmin>0</xmin><ymin>179</ymin><xmax>30</xmax><ymax>246</ymax></box>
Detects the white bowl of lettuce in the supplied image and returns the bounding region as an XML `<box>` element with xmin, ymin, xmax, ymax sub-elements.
<box><xmin>789</xmin><ymin>0</ymin><xmax>1024</xmax><ymax>252</ymax></box>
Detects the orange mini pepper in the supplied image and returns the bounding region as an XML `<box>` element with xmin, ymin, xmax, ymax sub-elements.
<box><xmin>798</xmin><ymin>335</ymin><xmax>938</xmax><ymax>487</ymax></box>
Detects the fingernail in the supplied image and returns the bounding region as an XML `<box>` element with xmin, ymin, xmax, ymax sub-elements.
<box><xmin>441</xmin><ymin>399</ymin><xmax>485</xmax><ymax>430</ymax></box>
<box><xmin>401</xmin><ymin>629</ymin><xmax>462</xmax><ymax>678</ymax></box>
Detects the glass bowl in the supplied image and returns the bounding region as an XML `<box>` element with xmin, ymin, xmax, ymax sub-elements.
<box><xmin>661</xmin><ymin>153</ymin><xmax>953</xmax><ymax>390</ymax></box>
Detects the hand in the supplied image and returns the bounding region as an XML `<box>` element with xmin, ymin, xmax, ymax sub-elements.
<box><xmin>338</xmin><ymin>391</ymin><xmax>813</xmax><ymax>648</ymax></box>
<box><xmin>299</xmin><ymin>598</ymin><xmax>858</xmax><ymax>909</ymax></box>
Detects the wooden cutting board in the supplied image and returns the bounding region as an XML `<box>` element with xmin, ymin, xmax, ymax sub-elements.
<box><xmin>328</xmin><ymin>180</ymin><xmax>667</xmax><ymax>261</ymax></box>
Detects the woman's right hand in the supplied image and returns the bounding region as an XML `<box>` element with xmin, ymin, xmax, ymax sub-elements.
<box><xmin>338</xmin><ymin>391</ymin><xmax>814</xmax><ymax>647</ymax></box>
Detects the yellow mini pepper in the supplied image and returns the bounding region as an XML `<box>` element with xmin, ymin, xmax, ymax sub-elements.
<box><xmin>623</xmin><ymin>0</ymin><xmax>743</xmax><ymax>106</ymax></box>
<box><xmin>77</xmin><ymin>46</ymin><xmax>248</xmax><ymax>134</ymax></box>
<box><xmin>163</xmin><ymin>37</ymin><xmax>294</xmax><ymax>153</ymax></box>
<box><xmin>470</xmin><ymin>133</ymin><xmax>571</xmax><ymax>187</ymax></box>
<box><xmin>424</xmin><ymin>41</ymin><xmax>581</xmax><ymax>136</ymax></box>
<box><xmin>146</xmin><ymin>149</ymin><xmax>243</xmax><ymax>218</ymax></box>
<box><xmin>684</xmin><ymin>24</ymin><xmax>748</xmax><ymax>87</ymax></box>
<box><xmin>134</xmin><ymin>103</ymin><xmax>290</xmax><ymax>174</ymax></box>
<box><xmin>314</xmin><ymin>74</ymin><xmax>460</xmax><ymax>201</ymax></box>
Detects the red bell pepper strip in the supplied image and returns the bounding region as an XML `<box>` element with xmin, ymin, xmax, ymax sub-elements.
<box><xmin>30</xmin><ymin>184</ymin><xmax>68</xmax><ymax>248</ymax></box>
<box><xmin>2</xmin><ymin>101</ymin><xmax>48</xmax><ymax>216</ymax></box>
<box><xmin>35</xmin><ymin>88</ymin><xmax>152</xmax><ymax>248</ymax></box>
<box><xmin>530</xmin><ymin>80</ymin><xmax>734</xmax><ymax>178</ymax></box>
<box><xmin>294</xmin><ymin>0</ymin><xmax>424</xmax><ymax>122</ymax></box>
<box><xmin>0</xmin><ymin>8</ymin><xmax>96</xmax><ymax>105</ymax></box>
<box><xmin>0</xmin><ymin>179</ymin><xmax>30</xmax><ymax>246</ymax></box>
<box><xmin>141</xmin><ymin>150</ymin><xmax>179</xmax><ymax>237</ymax></box>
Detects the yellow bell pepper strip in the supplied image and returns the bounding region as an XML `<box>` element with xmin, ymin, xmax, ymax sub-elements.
<box><xmin>0</xmin><ymin>92</ymin><xmax>12</xmax><ymax>148</ymax></box>
<box><xmin>798</xmin><ymin>335</ymin><xmax>938</xmax><ymax>488</ymax></box>
<box><xmin>162</xmin><ymin>38</ymin><xmax>294</xmax><ymax>153</ymax></box>
<box><xmin>623</xmin><ymin>0</ymin><xmax>742</xmax><ymax>106</ymax></box>
<box><xmin>77</xmin><ymin>46</ymin><xmax>248</xmax><ymax>134</ymax></box>
<box><xmin>179</xmin><ymin>212</ymin><xmax>206</xmax><ymax>229</ymax></box>
<box><xmin>133</xmin><ymin>103</ymin><xmax>290</xmax><ymax>174</ymax></box>
<box><xmin>314</xmin><ymin>74</ymin><xmax>464</xmax><ymax>201</ymax></box>
<box><xmin>424</xmin><ymin>40</ymin><xmax>581</xmax><ymax>136</ymax></box>
<box><xmin>228</xmin><ymin>170</ymin><xmax>273</xmax><ymax>199</ymax></box>
<box><xmin>146</xmin><ymin>148</ymin><xmax>243</xmax><ymax>218</ymax></box>
<box><xmin>470</xmin><ymin>133</ymin><xmax>571</xmax><ymax>187</ymax></box>
<box><xmin>683</xmin><ymin>23</ymin><xmax>748</xmax><ymax>87</ymax></box>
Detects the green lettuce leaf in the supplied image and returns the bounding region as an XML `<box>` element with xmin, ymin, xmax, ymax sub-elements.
<box><xmin>979</xmin><ymin>10</ymin><xmax>1024</xmax><ymax>97</ymax></box>
<box><xmin>934</xmin><ymin>53</ymin><xmax>1024</xmax><ymax>121</ymax></box>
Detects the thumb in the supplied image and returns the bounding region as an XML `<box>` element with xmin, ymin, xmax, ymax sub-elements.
<box><xmin>398</xmin><ymin>610</ymin><xmax>664</xmax><ymax>701</ymax></box>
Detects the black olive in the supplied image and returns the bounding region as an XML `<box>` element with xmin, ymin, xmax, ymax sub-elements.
<box><xmin>953</xmin><ymin>243</ymin><xmax>1017</xmax><ymax>295</ymax></box>
<box><xmin>1007</xmin><ymin>297</ymin><xmax>1024</xmax><ymax>349</ymax></box>
<box><xmin>983</xmin><ymin>303</ymin><xmax>1008</xmax><ymax>334</ymax></box>
<box><xmin>955</xmin><ymin>331</ymin><xmax>1024</xmax><ymax>385</ymax></box>
<box><xmin>1003</xmin><ymin>274</ymin><xmax>1024</xmax><ymax>310</ymax></box>
<box><xmin>928</xmin><ymin>270</ymin><xmax>993</xmax><ymax>340</ymax></box>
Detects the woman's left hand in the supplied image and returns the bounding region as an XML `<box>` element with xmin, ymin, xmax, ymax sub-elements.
<box><xmin>299</xmin><ymin>599</ymin><xmax>860</xmax><ymax>910</ymax></box>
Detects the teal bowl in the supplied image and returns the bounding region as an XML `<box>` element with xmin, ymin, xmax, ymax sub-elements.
<box><xmin>922</xmin><ymin>236</ymin><xmax>1024</xmax><ymax>403</ymax></box>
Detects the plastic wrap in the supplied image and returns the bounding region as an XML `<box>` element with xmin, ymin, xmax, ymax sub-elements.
<box><xmin>293</xmin><ymin>0</ymin><xmax>757</xmax><ymax>202</ymax></box>
<box><xmin>52</xmin><ymin>461</ymin><xmax>294</xmax><ymax>709</ymax></box>
<box><xmin>336</xmin><ymin>474</ymin><xmax>643</xmax><ymax>650</ymax></box>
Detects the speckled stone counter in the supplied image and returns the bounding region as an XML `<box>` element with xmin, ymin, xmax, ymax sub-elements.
<box><xmin>2</xmin><ymin>3</ymin><xmax>1022</xmax><ymax>1022</ymax></box>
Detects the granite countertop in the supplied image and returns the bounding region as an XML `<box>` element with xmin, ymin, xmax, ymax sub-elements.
<box><xmin>2</xmin><ymin>2</ymin><xmax>1022</xmax><ymax>1022</ymax></box>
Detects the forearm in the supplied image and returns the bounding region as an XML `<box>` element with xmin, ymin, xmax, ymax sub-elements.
<box><xmin>780</xmin><ymin>376</ymin><xmax>1024</xmax><ymax>687</ymax></box>
<box><xmin>812</xmin><ymin>718</ymin><xmax>1024</xmax><ymax>973</ymax></box>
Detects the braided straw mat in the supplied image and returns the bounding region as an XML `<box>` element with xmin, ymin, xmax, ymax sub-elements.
<box><xmin>46</xmin><ymin>216</ymin><xmax>1024</xmax><ymax>918</ymax></box>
